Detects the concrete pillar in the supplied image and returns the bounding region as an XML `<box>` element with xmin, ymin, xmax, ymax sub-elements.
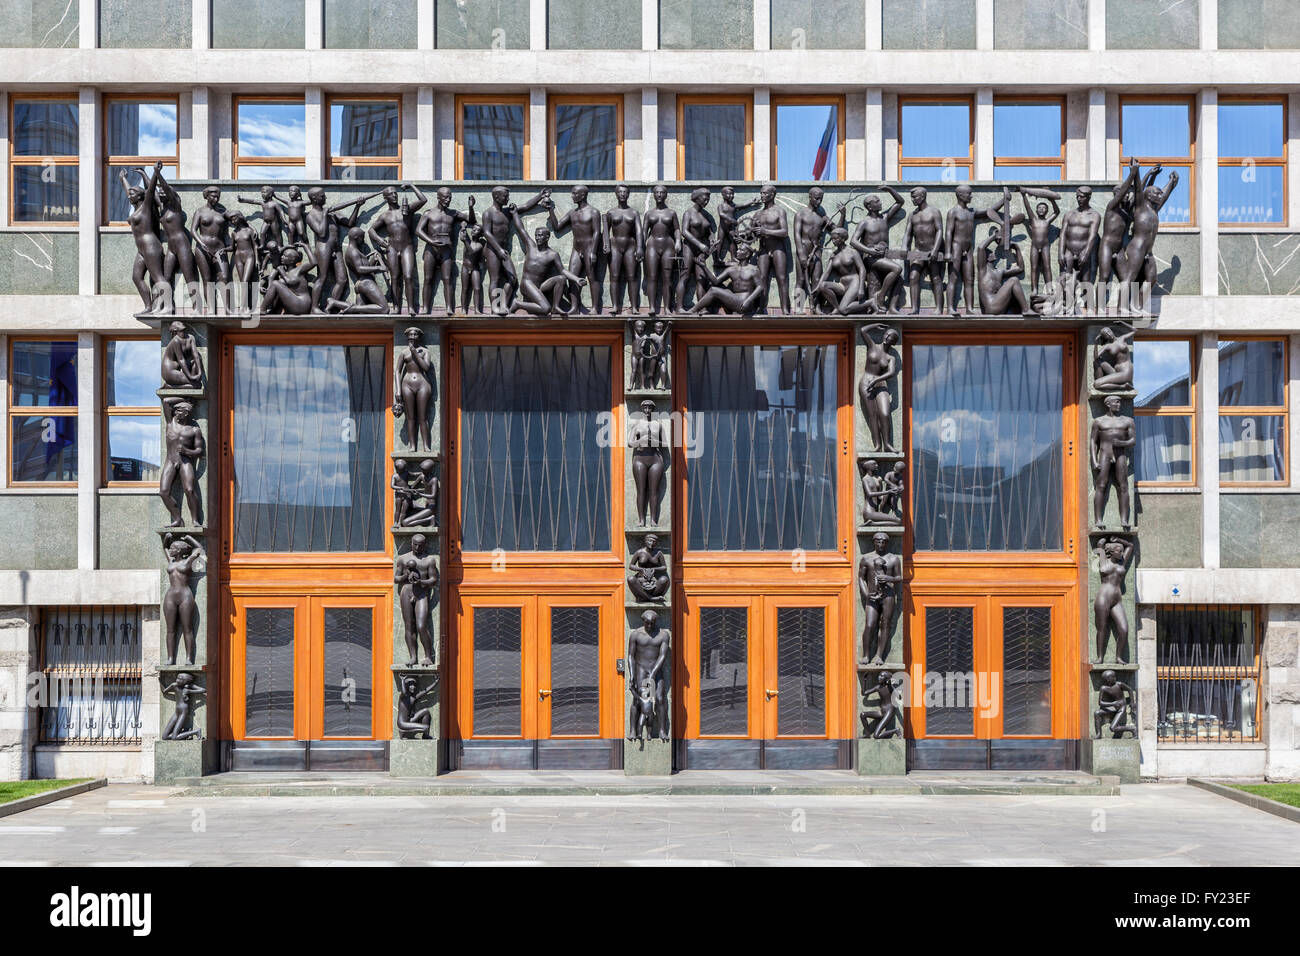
<box><xmin>180</xmin><ymin>87</ymin><xmax>212</xmax><ymax>179</ymax></box>
<box><xmin>1200</xmin><ymin>0</ymin><xmax>1217</xmax><ymax>49</ymax></box>
<box><xmin>754</xmin><ymin>0</ymin><xmax>769</xmax><ymax>50</ymax></box>
<box><xmin>1197</xmin><ymin>88</ymin><xmax>1218</xmax><ymax>297</ymax></box>
<box><xmin>0</xmin><ymin>92</ymin><xmax>10</xmax><ymax>224</ymax></box>
<box><xmin>974</xmin><ymin>87</ymin><xmax>993</xmax><ymax>180</ymax></box>
<box><xmin>753</xmin><ymin>87</ymin><xmax>771</xmax><ymax>181</ymax></box>
<box><xmin>0</xmin><ymin>608</ymin><xmax>37</xmax><ymax>781</ymax></box>
<box><xmin>976</xmin><ymin>0</ymin><xmax>993</xmax><ymax>50</ymax></box>
<box><xmin>304</xmin><ymin>87</ymin><xmax>324</xmax><ymax>180</ymax></box>
<box><xmin>0</xmin><ymin>334</ymin><xmax>8</xmax><ymax>491</ymax></box>
<box><xmin>408</xmin><ymin>88</ymin><xmax>435</xmax><ymax>180</ymax></box>
<box><xmin>864</xmin><ymin>88</ymin><xmax>883</xmax><ymax>179</ymax></box>
<box><xmin>865</xmin><ymin>0</ymin><xmax>881</xmax><ymax>49</ymax></box>
<box><xmin>530</xmin><ymin>0</ymin><xmax>546</xmax><ymax>49</ymax></box>
<box><xmin>529</xmin><ymin>88</ymin><xmax>547</xmax><ymax>180</ymax></box>
<box><xmin>845</xmin><ymin>90</ymin><xmax>867</xmax><ymax>181</ymax></box>
<box><xmin>1087</xmin><ymin>88</ymin><xmax>1107</xmax><ymax>180</ymax></box>
<box><xmin>77</xmin><ymin>87</ymin><xmax>100</xmax><ymax>296</ymax></box>
<box><xmin>642</xmin><ymin>0</ymin><xmax>658</xmax><ymax>50</ymax></box>
<box><xmin>79</xmin><ymin>0</ymin><xmax>96</xmax><ymax>48</ymax></box>
<box><xmin>1199</xmin><ymin>334</ymin><xmax>1221</xmax><ymax>568</ymax></box>
<box><xmin>623</xmin><ymin>90</ymin><xmax>642</xmax><ymax>182</ymax></box>
<box><xmin>435</xmin><ymin>91</ymin><xmax>455</xmax><ymax>179</ymax></box>
<box><xmin>77</xmin><ymin>331</ymin><xmax>98</xmax><ymax>570</ymax></box>
<box><xmin>641</xmin><ymin>88</ymin><xmax>659</xmax><ymax>180</ymax></box>
<box><xmin>306</xmin><ymin>0</ymin><xmax>324</xmax><ymax>49</ymax></box>
<box><xmin>212</xmin><ymin>90</ymin><xmax>234</xmax><ymax>179</ymax></box>
<box><xmin>882</xmin><ymin>92</ymin><xmax>899</xmax><ymax>179</ymax></box>
<box><xmin>1087</xmin><ymin>0</ymin><xmax>1105</xmax><ymax>50</ymax></box>
<box><xmin>192</xmin><ymin>0</ymin><xmax>210</xmax><ymax>48</ymax></box>
<box><xmin>418</xmin><ymin>0</ymin><xmax>434</xmax><ymax>48</ymax></box>
<box><xmin>1290</xmin><ymin>95</ymin><xmax>1300</xmax><ymax>228</ymax></box>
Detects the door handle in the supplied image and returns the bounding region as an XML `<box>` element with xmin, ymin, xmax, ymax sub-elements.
<box><xmin>539</xmin><ymin>689</ymin><xmax>551</xmax><ymax>701</ymax></box>
<box><xmin>765</xmin><ymin>688</ymin><xmax>778</xmax><ymax>700</ymax></box>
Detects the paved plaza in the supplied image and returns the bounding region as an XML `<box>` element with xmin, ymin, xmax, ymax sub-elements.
<box><xmin>0</xmin><ymin>782</ymin><xmax>1296</xmax><ymax>866</ymax></box>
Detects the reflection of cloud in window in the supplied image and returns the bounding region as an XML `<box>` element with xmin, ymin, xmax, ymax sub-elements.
<box><xmin>135</xmin><ymin>103</ymin><xmax>176</xmax><ymax>155</ymax></box>
<box><xmin>238</xmin><ymin>108</ymin><xmax>307</xmax><ymax>157</ymax></box>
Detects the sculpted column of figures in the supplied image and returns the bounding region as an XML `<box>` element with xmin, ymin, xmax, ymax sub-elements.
<box><xmin>395</xmin><ymin>533</ymin><xmax>438</xmax><ymax>667</ymax></box>
<box><xmin>858</xmin><ymin>325</ymin><xmax>900</xmax><ymax>453</ymax></box>
<box><xmin>627</xmin><ymin>610</ymin><xmax>670</xmax><ymax>742</ymax></box>
<box><xmin>605</xmin><ymin>184</ymin><xmax>644</xmax><ymax>315</ymax></box>
<box><xmin>417</xmin><ymin>187</ymin><xmax>475</xmax><ymax>314</ymax></box>
<box><xmin>630</xmin><ymin>400</ymin><xmax>669</xmax><ymax>527</ymax></box>
<box><xmin>1091</xmin><ymin>394</ymin><xmax>1135</xmax><ymax>529</ymax></box>
<box><xmin>396</xmin><ymin>326</ymin><xmax>434</xmax><ymax>452</ymax></box>
<box><xmin>548</xmin><ymin>185</ymin><xmax>604</xmax><ymax>314</ymax></box>
<box><xmin>859</xmin><ymin>533</ymin><xmax>902</xmax><ymax>666</ymax></box>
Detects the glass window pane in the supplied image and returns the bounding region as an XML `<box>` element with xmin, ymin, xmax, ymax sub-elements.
<box><xmin>235</xmin><ymin>164</ymin><xmax>305</xmax><ymax>180</ymax></box>
<box><xmin>924</xmin><ymin>606</ymin><xmax>974</xmax><ymax>735</ymax></box>
<box><xmin>11</xmin><ymin>341</ymin><xmax>78</xmax><ymax>407</ymax></box>
<box><xmin>775</xmin><ymin>103</ymin><xmax>838</xmax><ymax>181</ymax></box>
<box><xmin>683</xmin><ymin>103</ymin><xmax>747</xmax><ymax>180</ymax></box>
<box><xmin>1002</xmin><ymin>606</ymin><xmax>1052</xmax><ymax>736</ymax></box>
<box><xmin>1218</xmin><ymin>102</ymin><xmax>1285</xmax><ymax>159</ymax></box>
<box><xmin>1135</xmin><ymin>415</ymin><xmax>1193</xmax><ymax>483</ymax></box>
<box><xmin>1152</xmin><ymin>165</ymin><xmax>1193</xmax><ymax>223</ymax></box>
<box><xmin>900</xmin><ymin>102</ymin><xmax>971</xmax><ymax>159</ymax></box>
<box><xmin>108</xmin><ymin>163</ymin><xmax>178</xmax><ymax>223</ymax></box>
<box><xmin>1219</xmin><ymin>165</ymin><xmax>1285</xmax><ymax>224</ymax></box>
<box><xmin>462</xmin><ymin>103</ymin><xmax>525</xmax><ymax>180</ymax></box>
<box><xmin>1219</xmin><ymin>415</ymin><xmax>1286</xmax><ymax>483</ymax></box>
<box><xmin>775</xmin><ymin>607</ymin><xmax>825</xmax><ymax>737</ymax></box>
<box><xmin>549</xmin><ymin>606</ymin><xmax>600</xmax><ymax>735</ymax></box>
<box><xmin>12</xmin><ymin>101</ymin><xmax>79</xmax><ymax>156</ymax></box>
<box><xmin>329</xmin><ymin>100</ymin><xmax>400</xmax><ymax>158</ymax></box>
<box><xmin>244</xmin><ymin>607</ymin><xmax>295</xmax><ymax>738</ymax></box>
<box><xmin>460</xmin><ymin>345</ymin><xmax>612</xmax><ymax>552</ymax></box>
<box><xmin>329</xmin><ymin>163</ymin><xmax>399</xmax><ymax>181</ymax></box>
<box><xmin>686</xmin><ymin>345</ymin><xmax>838</xmax><ymax>551</ymax></box>
<box><xmin>1219</xmin><ymin>340</ymin><xmax>1285</xmax><ymax>407</ymax></box>
<box><xmin>554</xmin><ymin>103</ymin><xmax>618</xmax><ymax>180</ymax></box>
<box><xmin>473</xmin><ymin>606</ymin><xmax>522</xmax><ymax>736</ymax></box>
<box><xmin>900</xmin><ymin>164</ymin><xmax>970</xmax><ymax>181</ymax></box>
<box><xmin>236</xmin><ymin>101</ymin><xmax>306</xmax><ymax>158</ymax></box>
<box><xmin>1159</xmin><ymin>677</ymin><xmax>1258</xmax><ymax>742</ymax></box>
<box><xmin>912</xmin><ymin>344</ymin><xmax>1064</xmax><ymax>552</ymax></box>
<box><xmin>106</xmin><ymin>101</ymin><xmax>177</xmax><ymax>156</ymax></box>
<box><xmin>232</xmin><ymin>345</ymin><xmax>387</xmax><ymax>552</ymax></box>
<box><xmin>11</xmin><ymin>415</ymin><xmax>77</xmax><ymax>482</ymax></box>
<box><xmin>322</xmin><ymin>606</ymin><xmax>373</xmax><ymax>737</ymax></box>
<box><xmin>1135</xmin><ymin>339</ymin><xmax>1192</xmax><ymax>408</ymax></box>
<box><xmin>698</xmin><ymin>607</ymin><xmax>748</xmax><ymax>736</ymax></box>
<box><xmin>1122</xmin><ymin>101</ymin><xmax>1192</xmax><ymax>158</ymax></box>
<box><xmin>992</xmin><ymin>164</ymin><xmax>1061</xmax><ymax>181</ymax></box>
<box><xmin>106</xmin><ymin>339</ymin><xmax>159</xmax><ymax>407</ymax></box>
<box><xmin>1157</xmin><ymin>606</ymin><xmax>1259</xmax><ymax>742</ymax></box>
<box><xmin>108</xmin><ymin>415</ymin><xmax>162</xmax><ymax>483</ymax></box>
<box><xmin>12</xmin><ymin>164</ymin><xmax>79</xmax><ymax>221</ymax></box>
<box><xmin>993</xmin><ymin>102</ymin><xmax>1062</xmax><ymax>159</ymax></box>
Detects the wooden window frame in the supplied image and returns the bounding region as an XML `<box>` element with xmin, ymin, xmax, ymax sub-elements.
<box><xmin>1155</xmin><ymin>604</ymin><xmax>1263</xmax><ymax>744</ymax></box>
<box><xmin>1135</xmin><ymin>335</ymin><xmax>1198</xmax><ymax>489</ymax></box>
<box><xmin>102</xmin><ymin>94</ymin><xmax>180</xmax><ymax>226</ymax></box>
<box><xmin>102</xmin><ymin>336</ymin><xmax>159</xmax><ymax>488</ymax></box>
<box><xmin>771</xmin><ymin>94</ymin><xmax>847</xmax><ymax>183</ymax></box>
<box><xmin>7</xmin><ymin>336</ymin><xmax>78</xmax><ymax>487</ymax></box>
<box><xmin>1218</xmin><ymin>336</ymin><xmax>1290</xmax><ymax>487</ymax></box>
<box><xmin>675</xmin><ymin>94</ymin><xmax>754</xmax><ymax>182</ymax></box>
<box><xmin>232</xmin><ymin>95</ymin><xmax>307</xmax><ymax>180</ymax></box>
<box><xmin>897</xmin><ymin>95</ymin><xmax>975</xmax><ymax>180</ymax></box>
<box><xmin>1217</xmin><ymin>95</ymin><xmax>1288</xmax><ymax>228</ymax></box>
<box><xmin>325</xmin><ymin>94</ymin><xmax>402</xmax><ymax>181</ymax></box>
<box><xmin>8</xmin><ymin>93</ymin><xmax>79</xmax><ymax>227</ymax></box>
<box><xmin>455</xmin><ymin>94</ymin><xmax>531</xmax><ymax>181</ymax></box>
<box><xmin>1119</xmin><ymin>94</ymin><xmax>1197</xmax><ymax>228</ymax></box>
<box><xmin>991</xmin><ymin>95</ymin><xmax>1066</xmax><ymax>180</ymax></box>
<box><xmin>548</xmin><ymin>94</ymin><xmax>624</xmax><ymax>180</ymax></box>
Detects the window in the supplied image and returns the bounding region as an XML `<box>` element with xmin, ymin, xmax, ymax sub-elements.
<box><xmin>8</xmin><ymin>339</ymin><xmax>78</xmax><ymax>485</ymax></box>
<box><xmin>772</xmin><ymin>96</ymin><xmax>844</xmax><ymax>181</ymax></box>
<box><xmin>898</xmin><ymin>97</ymin><xmax>973</xmax><ymax>181</ymax></box>
<box><xmin>9</xmin><ymin>96</ymin><xmax>79</xmax><ymax>224</ymax></box>
<box><xmin>1119</xmin><ymin>97</ymin><xmax>1194</xmax><ymax>224</ymax></box>
<box><xmin>549</xmin><ymin>95</ymin><xmax>622</xmax><ymax>180</ymax></box>
<box><xmin>104</xmin><ymin>338</ymin><xmax>160</xmax><ymax>484</ymax></box>
<box><xmin>992</xmin><ymin>98</ymin><xmax>1064</xmax><ymax>180</ymax></box>
<box><xmin>1218</xmin><ymin>97</ymin><xmax>1287</xmax><ymax>226</ymax></box>
<box><xmin>327</xmin><ymin>97</ymin><xmax>400</xmax><ymax>181</ymax></box>
<box><xmin>233</xmin><ymin>97</ymin><xmax>306</xmax><ymax>180</ymax></box>
<box><xmin>1218</xmin><ymin>338</ymin><xmax>1288</xmax><ymax>485</ymax></box>
<box><xmin>38</xmin><ymin>606</ymin><xmax>143</xmax><ymax>745</ymax></box>
<box><xmin>1156</xmin><ymin>605</ymin><xmax>1260</xmax><ymax>743</ymax></box>
<box><xmin>457</xmin><ymin>95</ymin><xmax>528</xmax><ymax>180</ymax></box>
<box><xmin>677</xmin><ymin>95</ymin><xmax>752</xmax><ymax>181</ymax></box>
<box><xmin>1134</xmin><ymin>337</ymin><xmax>1196</xmax><ymax>486</ymax></box>
<box><xmin>104</xmin><ymin>97</ymin><xmax>178</xmax><ymax>224</ymax></box>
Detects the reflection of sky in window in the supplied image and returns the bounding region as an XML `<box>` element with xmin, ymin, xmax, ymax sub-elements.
<box><xmin>901</xmin><ymin>102</ymin><xmax>970</xmax><ymax>159</ymax></box>
<box><xmin>1135</xmin><ymin>340</ymin><xmax>1191</xmax><ymax>407</ymax></box>
<box><xmin>775</xmin><ymin>104</ymin><xmax>838</xmax><ymax>180</ymax></box>
<box><xmin>1122</xmin><ymin>103</ymin><xmax>1191</xmax><ymax>157</ymax></box>
<box><xmin>108</xmin><ymin>340</ymin><xmax>158</xmax><ymax>406</ymax></box>
<box><xmin>108</xmin><ymin>416</ymin><xmax>161</xmax><ymax>470</ymax></box>
<box><xmin>993</xmin><ymin>102</ymin><xmax>1061</xmax><ymax>159</ymax></box>
<box><xmin>108</xmin><ymin>102</ymin><xmax>177</xmax><ymax>155</ymax></box>
<box><xmin>237</xmin><ymin>102</ymin><xmax>307</xmax><ymax>157</ymax></box>
<box><xmin>1219</xmin><ymin>103</ymin><xmax>1284</xmax><ymax>159</ymax></box>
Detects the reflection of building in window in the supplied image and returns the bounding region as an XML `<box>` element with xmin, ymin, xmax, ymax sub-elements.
<box><xmin>104</xmin><ymin>338</ymin><xmax>161</xmax><ymax>484</ymax></box>
<box><xmin>1218</xmin><ymin>338</ymin><xmax>1288</xmax><ymax>485</ymax></box>
<box><xmin>551</xmin><ymin>99</ymin><xmax>620</xmax><ymax>180</ymax></box>
<box><xmin>678</xmin><ymin>97</ymin><xmax>751</xmax><ymax>181</ymax></box>
<box><xmin>104</xmin><ymin>98</ymin><xmax>179</xmax><ymax>223</ymax></box>
<box><xmin>1156</xmin><ymin>605</ymin><xmax>1260</xmax><ymax>743</ymax></box>
<box><xmin>8</xmin><ymin>339</ymin><xmax>78</xmax><ymax>485</ymax></box>
<box><xmin>10</xmin><ymin>97</ymin><xmax>79</xmax><ymax>223</ymax></box>
<box><xmin>39</xmin><ymin>607</ymin><xmax>143</xmax><ymax>745</ymax></box>
<box><xmin>329</xmin><ymin>99</ymin><xmax>400</xmax><ymax>179</ymax></box>
<box><xmin>1135</xmin><ymin>337</ymin><xmax>1196</xmax><ymax>486</ymax></box>
<box><xmin>458</xmin><ymin>97</ymin><xmax>527</xmax><ymax>180</ymax></box>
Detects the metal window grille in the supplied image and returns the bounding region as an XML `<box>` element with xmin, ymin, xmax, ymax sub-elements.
<box><xmin>1156</xmin><ymin>605</ymin><xmax>1261</xmax><ymax>743</ymax></box>
<box><xmin>38</xmin><ymin>606</ymin><xmax>143</xmax><ymax>745</ymax></box>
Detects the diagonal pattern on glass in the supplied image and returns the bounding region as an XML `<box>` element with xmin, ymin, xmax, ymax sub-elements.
<box><xmin>912</xmin><ymin>344</ymin><xmax>1063</xmax><ymax>552</ymax></box>
<box><xmin>460</xmin><ymin>345</ymin><xmax>612</xmax><ymax>552</ymax></box>
<box><xmin>322</xmin><ymin>607</ymin><xmax>373</xmax><ymax>738</ymax></box>
<box><xmin>925</xmin><ymin>606</ymin><xmax>974</xmax><ymax>736</ymax></box>
<box><xmin>687</xmin><ymin>345</ymin><xmax>838</xmax><ymax>551</ymax></box>
<box><xmin>698</xmin><ymin>607</ymin><xmax>748</xmax><ymax>736</ymax></box>
<box><xmin>549</xmin><ymin>606</ymin><xmax>600</xmax><ymax>736</ymax></box>
<box><xmin>775</xmin><ymin>607</ymin><xmax>826</xmax><ymax>737</ymax></box>
<box><xmin>245</xmin><ymin>607</ymin><xmax>294</xmax><ymax>737</ymax></box>
<box><xmin>1002</xmin><ymin>606</ymin><xmax>1052</xmax><ymax>736</ymax></box>
<box><xmin>473</xmin><ymin>606</ymin><xmax>522</xmax><ymax>737</ymax></box>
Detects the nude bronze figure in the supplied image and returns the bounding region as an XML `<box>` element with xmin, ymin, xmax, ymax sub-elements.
<box><xmin>861</xmin><ymin>670</ymin><xmax>902</xmax><ymax>739</ymax></box>
<box><xmin>1090</xmin><ymin>394</ymin><xmax>1135</xmax><ymax>529</ymax></box>
<box><xmin>395</xmin><ymin>326</ymin><xmax>435</xmax><ymax>451</ymax></box>
<box><xmin>160</xmin><ymin>397</ymin><xmax>204</xmax><ymax>527</ymax></box>
<box><xmin>676</xmin><ymin>187</ymin><xmax>715</xmax><ymax>311</ymax></box>
<box><xmin>397</xmin><ymin>674</ymin><xmax>436</xmax><ymax>739</ymax></box>
<box><xmin>161</xmin><ymin>672</ymin><xmax>206</xmax><ymax>740</ymax></box>
<box><xmin>161</xmin><ymin>321</ymin><xmax>203</xmax><ymax>388</ymax></box>
<box><xmin>1094</xmin><ymin>668</ymin><xmax>1136</xmax><ymax>738</ymax></box>
<box><xmin>753</xmin><ymin>184</ymin><xmax>792</xmax><ymax>314</ymax></box>
<box><xmin>793</xmin><ymin>186</ymin><xmax>834</xmax><ymax>313</ymax></box>
<box><xmin>511</xmin><ymin>202</ymin><xmax>586</xmax><ymax>315</ymax></box>
<box><xmin>367</xmin><ymin>183</ymin><xmax>428</xmax><ymax>315</ymax></box>
<box><xmin>689</xmin><ymin>242</ymin><xmax>763</xmax><ymax>315</ymax></box>
<box><xmin>903</xmin><ymin>186</ymin><xmax>945</xmax><ymax>315</ymax></box>
<box><xmin>1094</xmin><ymin>535</ymin><xmax>1134</xmax><ymax>664</ymax></box>
<box><xmin>416</xmin><ymin>186</ymin><xmax>475</xmax><ymax>314</ymax></box>
<box><xmin>630</xmin><ymin>400</ymin><xmax>669</xmax><ymax>527</ymax></box>
<box><xmin>604</xmin><ymin>184</ymin><xmax>644</xmax><ymax>315</ymax></box>
<box><xmin>627</xmin><ymin>609</ymin><xmax>670</xmax><ymax>742</ymax></box>
<box><xmin>190</xmin><ymin>185</ymin><xmax>231</xmax><ymax>313</ymax></box>
<box><xmin>1094</xmin><ymin>325</ymin><xmax>1136</xmax><ymax>391</ymax></box>
<box><xmin>395</xmin><ymin>533</ymin><xmax>438</xmax><ymax>667</ymax></box>
<box><xmin>627</xmin><ymin>533</ymin><xmax>670</xmax><ymax>602</ymax></box>
<box><xmin>121</xmin><ymin>163</ymin><xmax>168</xmax><ymax>311</ymax></box>
<box><xmin>163</xmin><ymin>534</ymin><xmax>204</xmax><ymax>666</ymax></box>
<box><xmin>548</xmin><ymin>184</ymin><xmax>604</xmax><ymax>314</ymax></box>
<box><xmin>859</xmin><ymin>533</ymin><xmax>902</xmax><ymax>666</ymax></box>
<box><xmin>643</xmin><ymin>185</ymin><xmax>681</xmax><ymax>316</ymax></box>
<box><xmin>859</xmin><ymin>325</ymin><xmax>901</xmax><ymax>453</ymax></box>
<box><xmin>849</xmin><ymin>186</ymin><xmax>905</xmax><ymax>312</ymax></box>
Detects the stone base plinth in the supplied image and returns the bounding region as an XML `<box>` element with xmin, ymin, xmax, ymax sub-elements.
<box><xmin>153</xmin><ymin>738</ymin><xmax>211</xmax><ymax>783</ymax></box>
<box><xmin>1084</xmin><ymin>736</ymin><xmax>1141</xmax><ymax>784</ymax></box>
<box><xmin>623</xmin><ymin>737</ymin><xmax>671</xmax><ymax>775</ymax></box>
<box><xmin>856</xmin><ymin>737</ymin><xmax>906</xmax><ymax>776</ymax></box>
<box><xmin>390</xmin><ymin>737</ymin><xmax>441</xmax><ymax>777</ymax></box>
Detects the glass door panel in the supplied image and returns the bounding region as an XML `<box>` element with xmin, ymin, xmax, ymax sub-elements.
<box><xmin>241</xmin><ymin>603</ymin><xmax>299</xmax><ymax>738</ymax></box>
<box><xmin>999</xmin><ymin>605</ymin><xmax>1054</xmax><ymax>737</ymax></box>
<box><xmin>697</xmin><ymin>606</ymin><xmax>750</xmax><ymax>736</ymax></box>
<box><xmin>772</xmin><ymin>606</ymin><xmax>828</xmax><ymax>737</ymax></box>
<box><xmin>469</xmin><ymin>603</ymin><xmax>527</xmax><ymax>737</ymax></box>
<box><xmin>543</xmin><ymin>604</ymin><xmax>601</xmax><ymax>737</ymax></box>
<box><xmin>921</xmin><ymin>604</ymin><xmax>978</xmax><ymax>737</ymax></box>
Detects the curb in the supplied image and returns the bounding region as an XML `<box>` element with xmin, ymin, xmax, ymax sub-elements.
<box><xmin>0</xmin><ymin>778</ymin><xmax>107</xmax><ymax>818</ymax></box>
<box><xmin>1188</xmin><ymin>778</ymin><xmax>1300</xmax><ymax>825</ymax></box>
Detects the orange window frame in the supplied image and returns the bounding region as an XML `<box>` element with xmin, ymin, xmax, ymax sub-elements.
<box><xmin>991</xmin><ymin>95</ymin><xmax>1066</xmax><ymax>178</ymax></box>
<box><xmin>232</xmin><ymin>95</ymin><xmax>307</xmax><ymax>179</ymax></box>
<box><xmin>7</xmin><ymin>336</ymin><xmax>78</xmax><ymax>487</ymax></box>
<box><xmin>897</xmin><ymin>95</ymin><xmax>975</xmax><ymax>180</ymax></box>
<box><xmin>103</xmin><ymin>94</ymin><xmax>179</xmax><ymax>225</ymax></box>
<box><xmin>676</xmin><ymin>94</ymin><xmax>754</xmax><ymax>181</ymax></box>
<box><xmin>1218</xmin><ymin>336</ymin><xmax>1290</xmax><ymax>487</ymax></box>
<box><xmin>771</xmin><ymin>94</ymin><xmax>847</xmax><ymax>182</ymax></box>
<box><xmin>1135</xmin><ymin>335</ymin><xmax>1198</xmax><ymax>488</ymax></box>
<box><xmin>8</xmin><ymin>93</ymin><xmax>79</xmax><ymax>226</ymax></box>
<box><xmin>455</xmin><ymin>94</ymin><xmax>531</xmax><ymax>181</ymax></box>
<box><xmin>1119</xmin><ymin>94</ymin><xmax>1197</xmax><ymax>227</ymax></box>
<box><xmin>325</xmin><ymin>95</ymin><xmax>402</xmax><ymax>180</ymax></box>
<box><xmin>1218</xmin><ymin>95</ymin><xmax>1288</xmax><ymax>228</ymax></box>
<box><xmin>548</xmin><ymin>94</ymin><xmax>624</xmax><ymax>180</ymax></box>
<box><xmin>102</xmin><ymin>335</ymin><xmax>159</xmax><ymax>488</ymax></box>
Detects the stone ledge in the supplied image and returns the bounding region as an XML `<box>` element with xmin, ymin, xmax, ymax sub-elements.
<box><xmin>0</xmin><ymin>778</ymin><xmax>106</xmax><ymax>818</ymax></box>
<box><xmin>1188</xmin><ymin>778</ymin><xmax>1300</xmax><ymax>824</ymax></box>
